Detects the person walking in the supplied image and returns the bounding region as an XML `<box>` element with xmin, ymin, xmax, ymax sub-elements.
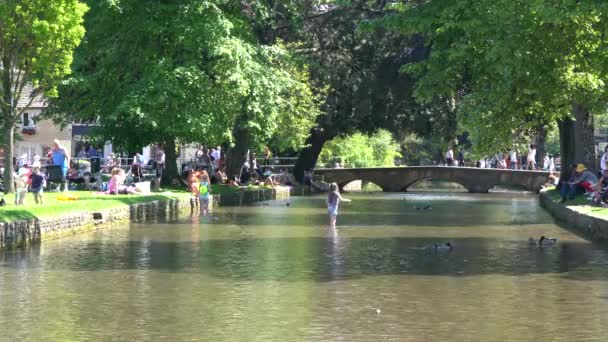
<box><xmin>457</xmin><ymin>149</ymin><xmax>465</xmax><ymax>167</ymax></box>
<box><xmin>154</xmin><ymin>145</ymin><xmax>165</xmax><ymax>191</ymax></box>
<box><xmin>509</xmin><ymin>150</ymin><xmax>517</xmax><ymax>170</ymax></box>
<box><xmin>445</xmin><ymin>146</ymin><xmax>454</xmax><ymax>166</ymax></box>
<box><xmin>601</xmin><ymin>145</ymin><xmax>608</xmax><ymax>176</ymax></box>
<box><xmin>51</xmin><ymin>139</ymin><xmax>70</xmax><ymax>191</ymax></box>
<box><xmin>527</xmin><ymin>144</ymin><xmax>536</xmax><ymax>170</ymax></box>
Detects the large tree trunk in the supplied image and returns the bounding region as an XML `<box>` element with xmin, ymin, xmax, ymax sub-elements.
<box><xmin>558</xmin><ymin>103</ymin><xmax>595</xmax><ymax>179</ymax></box>
<box><xmin>162</xmin><ymin>138</ymin><xmax>180</xmax><ymax>186</ymax></box>
<box><xmin>535</xmin><ymin>124</ymin><xmax>547</xmax><ymax>167</ymax></box>
<box><xmin>225</xmin><ymin>126</ymin><xmax>250</xmax><ymax>181</ymax></box>
<box><xmin>3</xmin><ymin>124</ymin><xmax>15</xmax><ymax>193</ymax></box>
<box><xmin>293</xmin><ymin>128</ymin><xmax>332</xmax><ymax>183</ymax></box>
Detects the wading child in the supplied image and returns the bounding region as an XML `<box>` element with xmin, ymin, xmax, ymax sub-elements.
<box><xmin>327</xmin><ymin>183</ymin><xmax>351</xmax><ymax>229</ymax></box>
<box><xmin>30</xmin><ymin>166</ymin><xmax>46</xmax><ymax>204</ymax></box>
<box><xmin>199</xmin><ymin>171</ymin><xmax>212</xmax><ymax>216</ymax></box>
<box><xmin>188</xmin><ymin>171</ymin><xmax>200</xmax><ymax>211</ymax></box>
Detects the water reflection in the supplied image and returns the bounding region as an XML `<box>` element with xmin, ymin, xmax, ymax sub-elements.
<box><xmin>1</xmin><ymin>193</ymin><xmax>608</xmax><ymax>341</ymax></box>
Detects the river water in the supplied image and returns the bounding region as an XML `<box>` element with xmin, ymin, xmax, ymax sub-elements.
<box><xmin>2</xmin><ymin>193</ymin><xmax>608</xmax><ymax>341</ymax></box>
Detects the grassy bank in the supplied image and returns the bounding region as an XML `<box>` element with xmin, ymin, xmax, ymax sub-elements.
<box><xmin>0</xmin><ymin>184</ymin><xmax>279</xmax><ymax>223</ymax></box>
<box><xmin>0</xmin><ymin>191</ymin><xmax>191</xmax><ymax>222</ymax></box>
<box><xmin>545</xmin><ymin>188</ymin><xmax>608</xmax><ymax>219</ymax></box>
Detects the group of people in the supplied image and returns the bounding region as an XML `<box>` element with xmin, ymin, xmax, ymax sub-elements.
<box><xmin>471</xmin><ymin>144</ymin><xmax>556</xmax><ymax>171</ymax></box>
<box><xmin>9</xmin><ymin>139</ymin><xmax>68</xmax><ymax>205</ymax></box>
<box><xmin>559</xmin><ymin>145</ymin><xmax>608</xmax><ymax>206</ymax></box>
<box><xmin>444</xmin><ymin>147</ymin><xmax>465</xmax><ymax>166</ymax></box>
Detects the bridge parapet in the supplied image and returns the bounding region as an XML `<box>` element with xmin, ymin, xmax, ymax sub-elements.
<box><xmin>314</xmin><ymin>166</ymin><xmax>551</xmax><ymax>193</ymax></box>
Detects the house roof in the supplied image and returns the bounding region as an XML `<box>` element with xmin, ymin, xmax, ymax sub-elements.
<box><xmin>17</xmin><ymin>83</ymin><xmax>46</xmax><ymax>109</ymax></box>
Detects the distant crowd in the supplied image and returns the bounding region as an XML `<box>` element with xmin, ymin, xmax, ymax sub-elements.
<box><xmin>444</xmin><ymin>144</ymin><xmax>557</xmax><ymax>171</ymax></box>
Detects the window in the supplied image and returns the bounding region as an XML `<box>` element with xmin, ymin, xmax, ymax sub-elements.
<box><xmin>22</xmin><ymin>113</ymin><xmax>30</xmax><ymax>127</ymax></box>
<box><xmin>21</xmin><ymin>112</ymin><xmax>36</xmax><ymax>127</ymax></box>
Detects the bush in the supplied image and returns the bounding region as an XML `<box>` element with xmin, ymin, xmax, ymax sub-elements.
<box><xmin>319</xmin><ymin>130</ymin><xmax>401</xmax><ymax>168</ymax></box>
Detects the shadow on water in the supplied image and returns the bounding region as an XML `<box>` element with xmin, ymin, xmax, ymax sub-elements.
<box><xmin>2</xmin><ymin>236</ymin><xmax>607</xmax><ymax>282</ymax></box>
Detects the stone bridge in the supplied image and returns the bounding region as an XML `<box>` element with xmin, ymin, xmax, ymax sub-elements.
<box><xmin>314</xmin><ymin>167</ymin><xmax>551</xmax><ymax>193</ymax></box>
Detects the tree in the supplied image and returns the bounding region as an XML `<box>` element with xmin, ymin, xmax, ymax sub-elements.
<box><xmin>381</xmin><ymin>0</ymin><xmax>608</xmax><ymax>177</ymax></box>
<box><xmin>0</xmin><ymin>0</ymin><xmax>87</xmax><ymax>192</ymax></box>
<box><xmin>318</xmin><ymin>129</ymin><xmax>401</xmax><ymax>168</ymax></box>
<box><xmin>291</xmin><ymin>2</ymin><xmax>438</xmax><ymax>181</ymax></box>
<box><xmin>50</xmin><ymin>0</ymin><xmax>320</xmax><ymax>183</ymax></box>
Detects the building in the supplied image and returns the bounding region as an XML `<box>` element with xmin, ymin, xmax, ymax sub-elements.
<box><xmin>15</xmin><ymin>85</ymin><xmax>72</xmax><ymax>162</ymax></box>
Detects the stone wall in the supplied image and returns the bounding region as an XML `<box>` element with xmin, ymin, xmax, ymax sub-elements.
<box><xmin>1</xmin><ymin>187</ymin><xmax>289</xmax><ymax>250</ymax></box>
<box><xmin>539</xmin><ymin>189</ymin><xmax>608</xmax><ymax>241</ymax></box>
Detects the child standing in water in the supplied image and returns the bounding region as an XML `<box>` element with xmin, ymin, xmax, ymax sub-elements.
<box><xmin>188</xmin><ymin>171</ymin><xmax>200</xmax><ymax>212</ymax></box>
<box><xmin>327</xmin><ymin>183</ymin><xmax>351</xmax><ymax>229</ymax></box>
<box><xmin>199</xmin><ymin>171</ymin><xmax>212</xmax><ymax>216</ymax></box>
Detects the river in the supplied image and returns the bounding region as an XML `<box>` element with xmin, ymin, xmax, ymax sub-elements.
<box><xmin>1</xmin><ymin>192</ymin><xmax>608</xmax><ymax>341</ymax></box>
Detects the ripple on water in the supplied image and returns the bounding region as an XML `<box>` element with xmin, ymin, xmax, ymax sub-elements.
<box><xmin>0</xmin><ymin>193</ymin><xmax>608</xmax><ymax>341</ymax></box>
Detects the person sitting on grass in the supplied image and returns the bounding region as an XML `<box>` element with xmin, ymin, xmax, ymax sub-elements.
<box><xmin>107</xmin><ymin>168</ymin><xmax>141</xmax><ymax>195</ymax></box>
<box><xmin>30</xmin><ymin>166</ymin><xmax>46</xmax><ymax>205</ymax></box>
<box><xmin>591</xmin><ymin>160</ymin><xmax>608</xmax><ymax>206</ymax></box>
<box><xmin>213</xmin><ymin>167</ymin><xmax>228</xmax><ymax>184</ymax></box>
<box><xmin>261</xmin><ymin>171</ymin><xmax>276</xmax><ymax>188</ymax></box>
<box><xmin>560</xmin><ymin>164</ymin><xmax>597</xmax><ymax>203</ymax></box>
<box><xmin>225</xmin><ymin>176</ymin><xmax>240</xmax><ymax>187</ymax></box>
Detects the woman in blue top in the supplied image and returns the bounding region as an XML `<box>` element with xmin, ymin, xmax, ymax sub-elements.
<box><xmin>327</xmin><ymin>183</ymin><xmax>351</xmax><ymax>229</ymax></box>
<box><xmin>51</xmin><ymin>139</ymin><xmax>70</xmax><ymax>191</ymax></box>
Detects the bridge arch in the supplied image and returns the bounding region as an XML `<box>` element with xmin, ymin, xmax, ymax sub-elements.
<box><xmin>315</xmin><ymin>167</ymin><xmax>550</xmax><ymax>194</ymax></box>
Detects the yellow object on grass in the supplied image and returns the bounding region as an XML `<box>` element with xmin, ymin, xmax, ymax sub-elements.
<box><xmin>57</xmin><ymin>194</ymin><xmax>79</xmax><ymax>201</ymax></box>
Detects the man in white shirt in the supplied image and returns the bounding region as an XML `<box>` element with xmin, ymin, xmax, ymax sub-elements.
<box><xmin>445</xmin><ymin>147</ymin><xmax>454</xmax><ymax>166</ymax></box>
<box><xmin>510</xmin><ymin>150</ymin><xmax>517</xmax><ymax>169</ymax></box>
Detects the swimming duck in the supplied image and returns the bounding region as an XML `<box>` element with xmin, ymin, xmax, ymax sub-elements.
<box><xmin>429</xmin><ymin>242</ymin><xmax>453</xmax><ymax>252</ymax></box>
<box><xmin>528</xmin><ymin>237</ymin><xmax>537</xmax><ymax>245</ymax></box>
<box><xmin>539</xmin><ymin>236</ymin><xmax>558</xmax><ymax>246</ymax></box>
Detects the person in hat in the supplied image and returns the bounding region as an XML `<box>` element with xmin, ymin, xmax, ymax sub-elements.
<box><xmin>561</xmin><ymin>164</ymin><xmax>598</xmax><ymax>202</ymax></box>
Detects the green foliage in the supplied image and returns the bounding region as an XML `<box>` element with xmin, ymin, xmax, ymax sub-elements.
<box><xmin>0</xmin><ymin>0</ymin><xmax>87</xmax><ymax>193</ymax></box>
<box><xmin>50</xmin><ymin>0</ymin><xmax>320</xmax><ymax>152</ymax></box>
<box><xmin>318</xmin><ymin>129</ymin><xmax>401</xmax><ymax>168</ymax></box>
<box><xmin>380</xmin><ymin>0</ymin><xmax>608</xmax><ymax>154</ymax></box>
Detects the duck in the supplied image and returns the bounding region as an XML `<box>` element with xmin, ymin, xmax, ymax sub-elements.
<box><xmin>528</xmin><ymin>237</ymin><xmax>537</xmax><ymax>245</ymax></box>
<box><xmin>423</xmin><ymin>205</ymin><xmax>432</xmax><ymax>211</ymax></box>
<box><xmin>539</xmin><ymin>236</ymin><xmax>558</xmax><ymax>246</ymax></box>
<box><xmin>428</xmin><ymin>242</ymin><xmax>453</xmax><ymax>252</ymax></box>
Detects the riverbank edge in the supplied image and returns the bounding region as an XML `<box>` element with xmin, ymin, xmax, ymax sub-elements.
<box><xmin>0</xmin><ymin>187</ymin><xmax>290</xmax><ymax>250</ymax></box>
<box><xmin>539</xmin><ymin>188</ymin><xmax>608</xmax><ymax>241</ymax></box>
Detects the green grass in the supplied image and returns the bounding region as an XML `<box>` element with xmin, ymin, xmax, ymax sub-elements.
<box><xmin>0</xmin><ymin>190</ymin><xmax>191</xmax><ymax>222</ymax></box>
<box><xmin>545</xmin><ymin>188</ymin><xmax>608</xmax><ymax>219</ymax></box>
<box><xmin>0</xmin><ymin>184</ymin><xmax>280</xmax><ymax>223</ymax></box>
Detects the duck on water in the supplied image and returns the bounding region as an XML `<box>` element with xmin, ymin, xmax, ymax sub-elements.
<box><xmin>426</xmin><ymin>242</ymin><xmax>453</xmax><ymax>252</ymax></box>
<box><xmin>528</xmin><ymin>236</ymin><xmax>558</xmax><ymax>246</ymax></box>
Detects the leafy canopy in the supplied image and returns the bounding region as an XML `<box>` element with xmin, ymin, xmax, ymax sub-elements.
<box><xmin>51</xmin><ymin>0</ymin><xmax>320</xmax><ymax>152</ymax></box>
<box><xmin>380</xmin><ymin>0</ymin><xmax>608</xmax><ymax>153</ymax></box>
